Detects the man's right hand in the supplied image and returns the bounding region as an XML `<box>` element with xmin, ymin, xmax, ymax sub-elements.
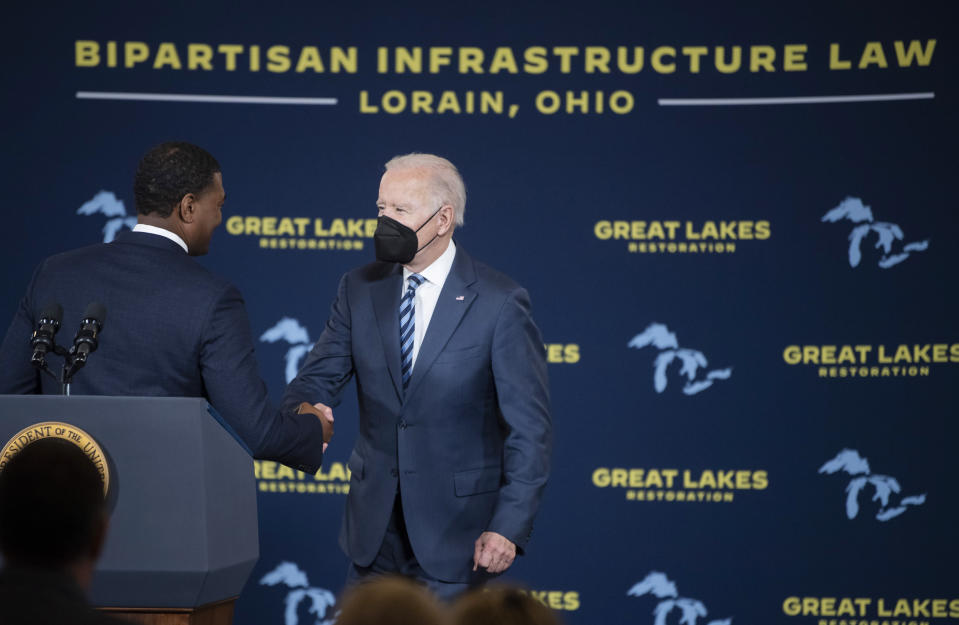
<box><xmin>297</xmin><ymin>401</ymin><xmax>334</xmax><ymax>452</ymax></box>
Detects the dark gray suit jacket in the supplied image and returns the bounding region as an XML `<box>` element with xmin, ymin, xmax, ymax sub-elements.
<box><xmin>0</xmin><ymin>230</ymin><xmax>325</xmax><ymax>472</ymax></box>
<box><xmin>283</xmin><ymin>245</ymin><xmax>552</xmax><ymax>582</ymax></box>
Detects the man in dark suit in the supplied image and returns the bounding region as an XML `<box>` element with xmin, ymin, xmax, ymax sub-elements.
<box><xmin>0</xmin><ymin>437</ymin><xmax>124</xmax><ymax>625</ymax></box>
<box><xmin>0</xmin><ymin>142</ymin><xmax>331</xmax><ymax>473</ymax></box>
<box><xmin>282</xmin><ymin>154</ymin><xmax>552</xmax><ymax>598</ymax></box>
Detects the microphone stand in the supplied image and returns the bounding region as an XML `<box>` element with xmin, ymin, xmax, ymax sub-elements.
<box><xmin>33</xmin><ymin>343</ymin><xmax>88</xmax><ymax>396</ymax></box>
<box><xmin>34</xmin><ymin>344</ymin><xmax>72</xmax><ymax>395</ymax></box>
<box><xmin>61</xmin><ymin>353</ymin><xmax>89</xmax><ymax>396</ymax></box>
<box><xmin>61</xmin><ymin>364</ymin><xmax>72</xmax><ymax>396</ymax></box>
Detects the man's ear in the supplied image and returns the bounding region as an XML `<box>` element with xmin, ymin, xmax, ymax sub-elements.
<box><xmin>177</xmin><ymin>193</ymin><xmax>197</xmax><ymax>224</ymax></box>
<box><xmin>437</xmin><ymin>204</ymin><xmax>454</xmax><ymax>235</ymax></box>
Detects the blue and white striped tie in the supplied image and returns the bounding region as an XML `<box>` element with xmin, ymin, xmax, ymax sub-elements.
<box><xmin>399</xmin><ymin>273</ymin><xmax>425</xmax><ymax>393</ymax></box>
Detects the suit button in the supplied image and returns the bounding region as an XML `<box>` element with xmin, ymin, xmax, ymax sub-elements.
<box><xmin>390</xmin><ymin>469</ymin><xmax>398</xmax><ymax>477</ymax></box>
<box><xmin>399</xmin><ymin>420</ymin><xmax>408</xmax><ymax>429</ymax></box>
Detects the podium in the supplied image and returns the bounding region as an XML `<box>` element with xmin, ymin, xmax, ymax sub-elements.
<box><xmin>0</xmin><ymin>396</ymin><xmax>259</xmax><ymax>625</ymax></box>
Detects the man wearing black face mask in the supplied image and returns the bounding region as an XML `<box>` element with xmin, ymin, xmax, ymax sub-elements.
<box><xmin>282</xmin><ymin>154</ymin><xmax>552</xmax><ymax>599</ymax></box>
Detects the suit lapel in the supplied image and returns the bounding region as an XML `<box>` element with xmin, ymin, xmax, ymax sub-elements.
<box><xmin>406</xmin><ymin>247</ymin><xmax>478</xmax><ymax>400</ymax></box>
<box><xmin>370</xmin><ymin>265</ymin><xmax>404</xmax><ymax>400</ymax></box>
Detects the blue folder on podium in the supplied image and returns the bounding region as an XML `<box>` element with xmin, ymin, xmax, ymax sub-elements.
<box><xmin>0</xmin><ymin>395</ymin><xmax>258</xmax><ymax>610</ymax></box>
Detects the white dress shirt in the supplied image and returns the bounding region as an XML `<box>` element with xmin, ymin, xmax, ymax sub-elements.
<box><xmin>132</xmin><ymin>223</ymin><xmax>188</xmax><ymax>253</ymax></box>
<box><xmin>402</xmin><ymin>240</ymin><xmax>456</xmax><ymax>369</ymax></box>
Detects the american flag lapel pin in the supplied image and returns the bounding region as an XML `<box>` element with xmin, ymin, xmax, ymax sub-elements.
<box><xmin>455</xmin><ymin>295</ymin><xmax>465</xmax><ymax>301</ymax></box>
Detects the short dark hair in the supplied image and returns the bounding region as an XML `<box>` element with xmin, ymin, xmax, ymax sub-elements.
<box><xmin>0</xmin><ymin>438</ymin><xmax>106</xmax><ymax>567</ymax></box>
<box><xmin>133</xmin><ymin>142</ymin><xmax>221</xmax><ymax>217</ymax></box>
<box><xmin>336</xmin><ymin>576</ymin><xmax>445</xmax><ymax>625</ymax></box>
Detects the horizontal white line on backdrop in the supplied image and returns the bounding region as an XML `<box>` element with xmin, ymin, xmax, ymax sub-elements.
<box><xmin>76</xmin><ymin>91</ymin><xmax>338</xmax><ymax>105</ymax></box>
<box><xmin>658</xmin><ymin>92</ymin><xmax>935</xmax><ymax>106</ymax></box>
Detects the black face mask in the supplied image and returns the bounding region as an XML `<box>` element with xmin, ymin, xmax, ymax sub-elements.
<box><xmin>374</xmin><ymin>207</ymin><xmax>442</xmax><ymax>264</ymax></box>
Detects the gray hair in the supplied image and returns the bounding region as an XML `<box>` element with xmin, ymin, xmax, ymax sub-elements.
<box><xmin>384</xmin><ymin>153</ymin><xmax>466</xmax><ymax>226</ymax></box>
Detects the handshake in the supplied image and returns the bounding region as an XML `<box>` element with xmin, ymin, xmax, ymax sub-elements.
<box><xmin>297</xmin><ymin>401</ymin><xmax>335</xmax><ymax>452</ymax></box>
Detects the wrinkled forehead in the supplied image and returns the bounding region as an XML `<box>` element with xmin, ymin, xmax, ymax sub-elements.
<box><xmin>378</xmin><ymin>167</ymin><xmax>435</xmax><ymax>208</ymax></box>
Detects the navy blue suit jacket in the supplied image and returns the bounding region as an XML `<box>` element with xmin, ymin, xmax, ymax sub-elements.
<box><xmin>282</xmin><ymin>245</ymin><xmax>552</xmax><ymax>582</ymax></box>
<box><xmin>0</xmin><ymin>231</ymin><xmax>325</xmax><ymax>473</ymax></box>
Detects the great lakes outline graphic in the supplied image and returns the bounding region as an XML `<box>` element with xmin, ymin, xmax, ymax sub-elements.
<box><xmin>819</xmin><ymin>449</ymin><xmax>926</xmax><ymax>521</ymax></box>
<box><xmin>77</xmin><ymin>190</ymin><xmax>137</xmax><ymax>243</ymax></box>
<box><xmin>628</xmin><ymin>323</ymin><xmax>732</xmax><ymax>395</ymax></box>
<box><xmin>259</xmin><ymin>561</ymin><xmax>336</xmax><ymax>625</ymax></box>
<box><xmin>628</xmin><ymin>571</ymin><xmax>732</xmax><ymax>625</ymax></box>
<box><xmin>821</xmin><ymin>197</ymin><xmax>929</xmax><ymax>268</ymax></box>
<box><xmin>260</xmin><ymin>317</ymin><xmax>314</xmax><ymax>383</ymax></box>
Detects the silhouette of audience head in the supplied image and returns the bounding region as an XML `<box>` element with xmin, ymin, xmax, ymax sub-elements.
<box><xmin>336</xmin><ymin>575</ymin><xmax>446</xmax><ymax>625</ymax></box>
<box><xmin>0</xmin><ymin>438</ymin><xmax>107</xmax><ymax>583</ymax></box>
<box><xmin>452</xmin><ymin>585</ymin><xmax>563</xmax><ymax>625</ymax></box>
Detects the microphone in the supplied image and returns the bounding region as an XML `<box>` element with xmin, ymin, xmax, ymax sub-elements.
<box><xmin>69</xmin><ymin>302</ymin><xmax>107</xmax><ymax>367</ymax></box>
<box><xmin>31</xmin><ymin>303</ymin><xmax>63</xmax><ymax>368</ymax></box>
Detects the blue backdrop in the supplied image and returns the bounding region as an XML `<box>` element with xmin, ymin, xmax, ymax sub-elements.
<box><xmin>3</xmin><ymin>2</ymin><xmax>957</xmax><ymax>624</ymax></box>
